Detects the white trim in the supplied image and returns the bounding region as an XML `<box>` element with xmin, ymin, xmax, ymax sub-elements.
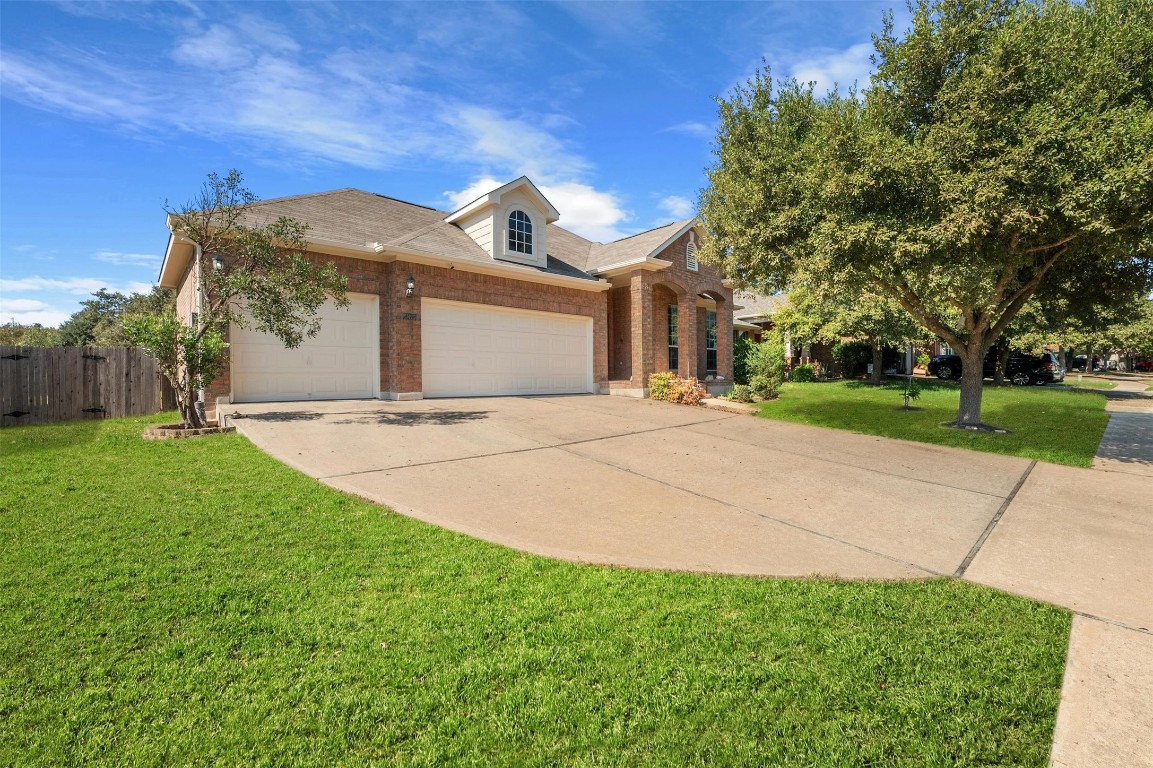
<box><xmin>591</xmin><ymin>256</ymin><xmax>673</xmax><ymax>277</ymax></box>
<box><xmin>444</xmin><ymin>176</ymin><xmax>560</xmax><ymax>224</ymax></box>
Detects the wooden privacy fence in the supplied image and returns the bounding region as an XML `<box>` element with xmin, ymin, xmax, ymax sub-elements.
<box><xmin>0</xmin><ymin>346</ymin><xmax>177</xmax><ymax>427</ymax></box>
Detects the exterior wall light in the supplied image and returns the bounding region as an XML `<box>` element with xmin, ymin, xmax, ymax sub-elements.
<box><xmin>406</xmin><ymin>275</ymin><xmax>415</xmax><ymax>297</ymax></box>
<box><xmin>211</xmin><ymin>255</ymin><xmax>224</xmax><ymax>271</ymax></box>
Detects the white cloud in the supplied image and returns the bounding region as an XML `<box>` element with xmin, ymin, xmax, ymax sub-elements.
<box><xmin>658</xmin><ymin>195</ymin><xmax>694</xmax><ymax>219</ymax></box>
<box><xmin>664</xmin><ymin>121</ymin><xmax>713</xmax><ymax>139</ymax></box>
<box><xmin>0</xmin><ymin>20</ymin><xmax>593</xmax><ymax>180</ymax></box>
<box><xmin>787</xmin><ymin>42</ymin><xmax>874</xmax><ymax>96</ymax></box>
<box><xmin>542</xmin><ymin>182</ymin><xmax>631</xmax><ymax>242</ymax></box>
<box><xmin>444</xmin><ymin>177</ymin><xmax>504</xmax><ymax>212</ymax></box>
<box><xmin>445</xmin><ymin>178</ymin><xmax>633</xmax><ymax>243</ymax></box>
<box><xmin>94</xmin><ymin>249</ymin><xmax>162</xmax><ymax>268</ymax></box>
<box><xmin>1</xmin><ymin>276</ymin><xmax>153</xmax><ymax>295</ymax></box>
<box><xmin>450</xmin><ymin>107</ymin><xmax>590</xmax><ymax>182</ymax></box>
<box><xmin>0</xmin><ymin>297</ymin><xmax>71</xmax><ymax>327</ymax></box>
<box><xmin>171</xmin><ymin>25</ymin><xmax>252</xmax><ymax>70</ymax></box>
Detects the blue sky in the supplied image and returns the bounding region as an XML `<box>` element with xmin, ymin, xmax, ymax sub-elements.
<box><xmin>1</xmin><ymin>0</ymin><xmax>903</xmax><ymax>327</ymax></box>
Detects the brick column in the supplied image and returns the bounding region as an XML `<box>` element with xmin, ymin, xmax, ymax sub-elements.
<box><xmin>678</xmin><ymin>292</ymin><xmax>698</xmax><ymax>379</ymax></box>
<box><xmin>717</xmin><ymin>296</ymin><xmax>734</xmax><ymax>383</ymax></box>
<box><xmin>629</xmin><ymin>272</ymin><xmax>652</xmax><ymax>389</ymax></box>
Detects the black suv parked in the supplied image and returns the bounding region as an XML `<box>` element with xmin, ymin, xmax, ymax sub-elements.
<box><xmin>928</xmin><ymin>350</ymin><xmax>1064</xmax><ymax>385</ymax></box>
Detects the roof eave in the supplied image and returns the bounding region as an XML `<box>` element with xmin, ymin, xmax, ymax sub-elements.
<box><xmin>590</xmin><ymin>256</ymin><xmax>674</xmax><ymax>278</ymax></box>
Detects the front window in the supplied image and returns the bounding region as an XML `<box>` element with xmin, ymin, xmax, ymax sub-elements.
<box><xmin>668</xmin><ymin>304</ymin><xmax>679</xmax><ymax>371</ymax></box>
<box><xmin>706</xmin><ymin>311</ymin><xmax>717</xmax><ymax>371</ymax></box>
<box><xmin>508</xmin><ymin>210</ymin><xmax>533</xmax><ymax>254</ymax></box>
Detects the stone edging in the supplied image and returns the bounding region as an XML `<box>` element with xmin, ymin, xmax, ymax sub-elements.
<box><xmin>143</xmin><ymin>424</ymin><xmax>237</xmax><ymax>440</ymax></box>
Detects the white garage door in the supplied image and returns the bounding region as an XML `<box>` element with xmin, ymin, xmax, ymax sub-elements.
<box><xmin>422</xmin><ymin>298</ymin><xmax>594</xmax><ymax>398</ymax></box>
<box><xmin>230</xmin><ymin>293</ymin><xmax>379</xmax><ymax>403</ymax></box>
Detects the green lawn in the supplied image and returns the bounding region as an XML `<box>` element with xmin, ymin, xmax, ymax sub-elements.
<box><xmin>758</xmin><ymin>380</ymin><xmax>1109</xmax><ymax>467</ymax></box>
<box><xmin>1</xmin><ymin>417</ymin><xmax>1070</xmax><ymax>767</ymax></box>
<box><xmin>1056</xmin><ymin>378</ymin><xmax>1116</xmax><ymax>390</ymax></box>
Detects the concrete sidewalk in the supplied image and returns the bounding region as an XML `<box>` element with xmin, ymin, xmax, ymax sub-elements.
<box><xmin>231</xmin><ymin>394</ymin><xmax>1152</xmax><ymax>767</ymax></box>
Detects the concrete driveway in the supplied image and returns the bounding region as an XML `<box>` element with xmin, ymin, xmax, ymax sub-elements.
<box><xmin>232</xmin><ymin>394</ymin><xmax>1152</xmax><ymax>767</ymax></box>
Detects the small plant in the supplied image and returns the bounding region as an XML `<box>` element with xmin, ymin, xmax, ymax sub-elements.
<box><xmin>917</xmin><ymin>353</ymin><xmax>931</xmax><ymax>369</ymax></box>
<box><xmin>901</xmin><ymin>377</ymin><xmax>922</xmax><ymax>410</ymax></box>
<box><xmin>730</xmin><ymin>384</ymin><xmax>754</xmax><ymax>403</ymax></box>
<box><xmin>790</xmin><ymin>364</ymin><xmax>815</xmax><ymax>382</ymax></box>
<box><xmin>648</xmin><ymin>371</ymin><xmax>676</xmax><ymax>401</ymax></box>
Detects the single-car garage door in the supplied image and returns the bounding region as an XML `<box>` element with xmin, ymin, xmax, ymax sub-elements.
<box><xmin>230</xmin><ymin>293</ymin><xmax>379</xmax><ymax>403</ymax></box>
<box><xmin>422</xmin><ymin>298</ymin><xmax>594</xmax><ymax>397</ymax></box>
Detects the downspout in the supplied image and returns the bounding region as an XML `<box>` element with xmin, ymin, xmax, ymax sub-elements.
<box><xmin>193</xmin><ymin>242</ymin><xmax>207</xmax><ymax>424</ymax></box>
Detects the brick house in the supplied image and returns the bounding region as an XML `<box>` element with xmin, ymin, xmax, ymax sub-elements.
<box><xmin>158</xmin><ymin>177</ymin><xmax>734</xmax><ymax>416</ymax></box>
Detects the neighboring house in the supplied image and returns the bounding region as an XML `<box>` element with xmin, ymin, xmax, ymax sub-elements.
<box><xmin>158</xmin><ymin>177</ymin><xmax>734</xmax><ymax>417</ymax></box>
<box><xmin>732</xmin><ymin>290</ymin><xmax>839</xmax><ymax>373</ymax></box>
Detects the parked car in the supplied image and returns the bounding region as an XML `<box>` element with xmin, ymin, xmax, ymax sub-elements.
<box><xmin>928</xmin><ymin>350</ymin><xmax>1056</xmax><ymax>385</ymax></box>
<box><xmin>1134</xmin><ymin>359</ymin><xmax>1153</xmax><ymax>372</ymax></box>
<box><xmin>1035</xmin><ymin>351</ymin><xmax>1065</xmax><ymax>383</ymax></box>
<box><xmin>1071</xmin><ymin>355</ymin><xmax>1103</xmax><ymax>372</ymax></box>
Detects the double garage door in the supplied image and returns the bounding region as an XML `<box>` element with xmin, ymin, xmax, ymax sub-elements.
<box><xmin>421</xmin><ymin>299</ymin><xmax>594</xmax><ymax>397</ymax></box>
<box><xmin>229</xmin><ymin>294</ymin><xmax>593</xmax><ymax>402</ymax></box>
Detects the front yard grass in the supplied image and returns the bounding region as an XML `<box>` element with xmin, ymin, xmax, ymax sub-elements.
<box><xmin>1056</xmin><ymin>377</ymin><xmax>1116</xmax><ymax>390</ymax></box>
<box><xmin>1</xmin><ymin>416</ymin><xmax>1070</xmax><ymax>767</ymax></box>
<box><xmin>758</xmin><ymin>379</ymin><xmax>1108</xmax><ymax>467</ymax></box>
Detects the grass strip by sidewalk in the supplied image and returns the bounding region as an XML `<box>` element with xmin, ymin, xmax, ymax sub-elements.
<box><xmin>1</xmin><ymin>416</ymin><xmax>1069</xmax><ymax>767</ymax></box>
<box><xmin>1056</xmin><ymin>378</ymin><xmax>1116</xmax><ymax>390</ymax></box>
<box><xmin>758</xmin><ymin>380</ymin><xmax>1108</xmax><ymax>467</ymax></box>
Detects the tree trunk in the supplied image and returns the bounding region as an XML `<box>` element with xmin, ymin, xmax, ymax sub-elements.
<box><xmin>1086</xmin><ymin>345</ymin><xmax>1094</xmax><ymax>374</ymax></box>
<box><xmin>954</xmin><ymin>345</ymin><xmax>987</xmax><ymax>427</ymax></box>
<box><xmin>870</xmin><ymin>342</ymin><xmax>883</xmax><ymax>385</ymax></box>
<box><xmin>992</xmin><ymin>342</ymin><xmax>1011</xmax><ymax>386</ymax></box>
<box><xmin>181</xmin><ymin>381</ymin><xmax>203</xmax><ymax>428</ymax></box>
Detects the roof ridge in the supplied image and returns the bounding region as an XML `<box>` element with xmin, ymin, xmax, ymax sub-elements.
<box><xmin>248</xmin><ymin>187</ymin><xmax>445</xmax><ymax>214</ymax></box>
<box><xmin>596</xmin><ymin>217</ymin><xmax>694</xmax><ymax>247</ymax></box>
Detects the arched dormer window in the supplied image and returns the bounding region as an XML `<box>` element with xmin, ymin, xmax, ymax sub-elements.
<box><xmin>508</xmin><ymin>210</ymin><xmax>533</xmax><ymax>255</ymax></box>
<box><xmin>686</xmin><ymin>231</ymin><xmax>699</xmax><ymax>272</ymax></box>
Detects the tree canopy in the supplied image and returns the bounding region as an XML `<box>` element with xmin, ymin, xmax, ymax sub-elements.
<box><xmin>700</xmin><ymin>0</ymin><xmax>1153</xmax><ymax>426</ymax></box>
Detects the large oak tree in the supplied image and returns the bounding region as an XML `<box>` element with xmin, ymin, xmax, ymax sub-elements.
<box><xmin>700</xmin><ymin>0</ymin><xmax>1152</xmax><ymax>427</ymax></box>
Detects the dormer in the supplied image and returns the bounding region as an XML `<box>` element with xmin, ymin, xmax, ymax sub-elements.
<box><xmin>444</xmin><ymin>176</ymin><xmax>560</xmax><ymax>269</ymax></box>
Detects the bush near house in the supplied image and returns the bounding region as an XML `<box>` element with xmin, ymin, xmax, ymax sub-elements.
<box><xmin>648</xmin><ymin>372</ymin><xmax>706</xmax><ymax>405</ymax></box>
<box><xmin>790</xmin><ymin>364</ymin><xmax>816</xmax><ymax>382</ymax></box>
<box><xmin>745</xmin><ymin>333</ymin><xmax>787</xmax><ymax>399</ymax></box>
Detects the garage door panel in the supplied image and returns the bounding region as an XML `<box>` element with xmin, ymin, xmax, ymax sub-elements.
<box><xmin>422</xmin><ymin>299</ymin><xmax>593</xmax><ymax>398</ymax></box>
<box><xmin>231</xmin><ymin>294</ymin><xmax>379</xmax><ymax>403</ymax></box>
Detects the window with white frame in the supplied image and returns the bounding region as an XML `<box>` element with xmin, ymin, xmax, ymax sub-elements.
<box><xmin>508</xmin><ymin>210</ymin><xmax>533</xmax><ymax>255</ymax></box>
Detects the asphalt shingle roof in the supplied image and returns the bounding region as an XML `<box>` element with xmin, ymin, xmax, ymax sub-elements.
<box><xmin>236</xmin><ymin>188</ymin><xmax>692</xmax><ymax>279</ymax></box>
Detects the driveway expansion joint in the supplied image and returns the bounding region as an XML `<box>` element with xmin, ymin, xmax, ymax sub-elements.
<box><xmin>314</xmin><ymin>414</ymin><xmax>740</xmax><ymax>481</ymax></box>
<box><xmin>954</xmin><ymin>460</ymin><xmax>1037</xmax><ymax>578</ymax></box>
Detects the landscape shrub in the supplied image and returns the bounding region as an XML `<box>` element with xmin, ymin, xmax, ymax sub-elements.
<box><xmin>648</xmin><ymin>372</ymin><xmax>706</xmax><ymax>406</ymax></box>
<box><xmin>832</xmin><ymin>341</ymin><xmax>873</xmax><ymax>378</ymax></box>
<box><xmin>730</xmin><ymin>384</ymin><xmax>754</xmax><ymax>403</ymax></box>
<box><xmin>733</xmin><ymin>334</ymin><xmax>756</xmax><ymax>384</ymax></box>
<box><xmin>790</xmin><ymin>364</ymin><xmax>815</xmax><ymax>382</ymax></box>
<box><xmin>745</xmin><ymin>332</ymin><xmax>787</xmax><ymax>399</ymax></box>
<box><xmin>648</xmin><ymin>371</ymin><xmax>676</xmax><ymax>401</ymax></box>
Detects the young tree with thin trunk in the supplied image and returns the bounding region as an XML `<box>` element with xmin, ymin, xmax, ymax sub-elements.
<box><xmin>700</xmin><ymin>0</ymin><xmax>1152</xmax><ymax>428</ymax></box>
<box><xmin>124</xmin><ymin>171</ymin><xmax>348</xmax><ymax>428</ymax></box>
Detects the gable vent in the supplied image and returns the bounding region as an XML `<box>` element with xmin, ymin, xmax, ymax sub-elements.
<box><xmin>686</xmin><ymin>236</ymin><xmax>699</xmax><ymax>272</ymax></box>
